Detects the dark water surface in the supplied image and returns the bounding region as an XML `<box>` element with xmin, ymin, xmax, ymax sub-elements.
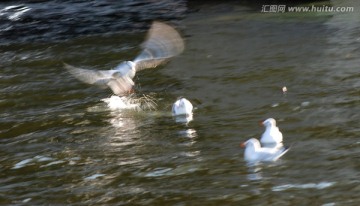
<box><xmin>1</xmin><ymin>1</ymin><xmax>360</xmax><ymax>205</ymax></box>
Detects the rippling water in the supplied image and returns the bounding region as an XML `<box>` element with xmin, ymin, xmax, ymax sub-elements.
<box><xmin>1</xmin><ymin>0</ymin><xmax>360</xmax><ymax>205</ymax></box>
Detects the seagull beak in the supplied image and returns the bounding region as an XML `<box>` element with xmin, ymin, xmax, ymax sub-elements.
<box><xmin>259</xmin><ymin>120</ymin><xmax>264</xmax><ymax>126</ymax></box>
<box><xmin>240</xmin><ymin>142</ymin><xmax>246</xmax><ymax>148</ymax></box>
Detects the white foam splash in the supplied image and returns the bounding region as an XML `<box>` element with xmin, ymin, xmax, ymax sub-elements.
<box><xmin>102</xmin><ymin>95</ymin><xmax>141</xmax><ymax>111</ymax></box>
<box><xmin>101</xmin><ymin>95</ymin><xmax>157</xmax><ymax>111</ymax></box>
<box><xmin>272</xmin><ymin>181</ymin><xmax>335</xmax><ymax>192</ymax></box>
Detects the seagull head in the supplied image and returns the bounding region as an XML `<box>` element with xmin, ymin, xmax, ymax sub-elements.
<box><xmin>262</xmin><ymin>118</ymin><xmax>277</xmax><ymax>127</ymax></box>
<box><xmin>240</xmin><ymin>138</ymin><xmax>261</xmax><ymax>149</ymax></box>
<box><xmin>125</xmin><ymin>61</ymin><xmax>136</xmax><ymax>70</ymax></box>
<box><xmin>113</xmin><ymin>61</ymin><xmax>136</xmax><ymax>79</ymax></box>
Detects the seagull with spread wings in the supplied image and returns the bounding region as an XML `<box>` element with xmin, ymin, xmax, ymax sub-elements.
<box><xmin>65</xmin><ymin>21</ymin><xmax>184</xmax><ymax>96</ymax></box>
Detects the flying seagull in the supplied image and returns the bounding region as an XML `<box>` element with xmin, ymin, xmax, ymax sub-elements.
<box><xmin>64</xmin><ymin>21</ymin><xmax>184</xmax><ymax>96</ymax></box>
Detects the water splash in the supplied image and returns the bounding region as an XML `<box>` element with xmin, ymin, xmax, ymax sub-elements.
<box><xmin>101</xmin><ymin>94</ymin><xmax>157</xmax><ymax>111</ymax></box>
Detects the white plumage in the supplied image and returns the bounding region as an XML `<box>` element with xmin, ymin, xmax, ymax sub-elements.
<box><xmin>65</xmin><ymin>21</ymin><xmax>184</xmax><ymax>96</ymax></box>
<box><xmin>260</xmin><ymin>118</ymin><xmax>283</xmax><ymax>148</ymax></box>
<box><xmin>241</xmin><ymin>138</ymin><xmax>289</xmax><ymax>163</ymax></box>
<box><xmin>172</xmin><ymin>97</ymin><xmax>193</xmax><ymax>116</ymax></box>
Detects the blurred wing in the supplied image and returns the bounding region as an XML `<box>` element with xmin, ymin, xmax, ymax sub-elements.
<box><xmin>134</xmin><ymin>21</ymin><xmax>184</xmax><ymax>71</ymax></box>
<box><xmin>65</xmin><ymin>63</ymin><xmax>114</xmax><ymax>86</ymax></box>
<box><xmin>64</xmin><ymin>63</ymin><xmax>133</xmax><ymax>96</ymax></box>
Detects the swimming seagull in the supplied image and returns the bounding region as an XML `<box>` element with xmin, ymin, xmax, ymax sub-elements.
<box><xmin>64</xmin><ymin>21</ymin><xmax>184</xmax><ymax>96</ymax></box>
<box><xmin>260</xmin><ymin>118</ymin><xmax>283</xmax><ymax>148</ymax></box>
<box><xmin>172</xmin><ymin>97</ymin><xmax>193</xmax><ymax>116</ymax></box>
<box><xmin>172</xmin><ymin>97</ymin><xmax>193</xmax><ymax>123</ymax></box>
<box><xmin>241</xmin><ymin>138</ymin><xmax>289</xmax><ymax>163</ymax></box>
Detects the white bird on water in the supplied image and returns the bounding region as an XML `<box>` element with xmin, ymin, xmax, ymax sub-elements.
<box><xmin>64</xmin><ymin>21</ymin><xmax>184</xmax><ymax>96</ymax></box>
<box><xmin>260</xmin><ymin>118</ymin><xmax>283</xmax><ymax>148</ymax></box>
<box><xmin>172</xmin><ymin>97</ymin><xmax>193</xmax><ymax>123</ymax></box>
<box><xmin>172</xmin><ymin>97</ymin><xmax>193</xmax><ymax>116</ymax></box>
<box><xmin>241</xmin><ymin>138</ymin><xmax>289</xmax><ymax>163</ymax></box>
